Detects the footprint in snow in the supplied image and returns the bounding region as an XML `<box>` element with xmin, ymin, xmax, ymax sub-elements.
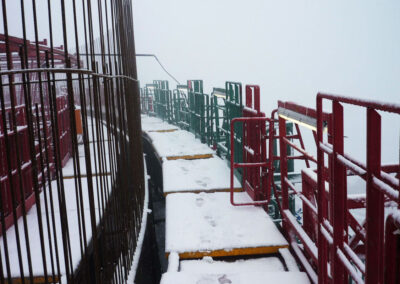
<box><xmin>200</xmin><ymin>237</ymin><xmax>211</xmax><ymax>244</ymax></box>
<box><xmin>218</xmin><ymin>275</ymin><xmax>232</xmax><ymax>284</ymax></box>
<box><xmin>196</xmin><ymin>276</ymin><xmax>215</xmax><ymax>284</ymax></box>
<box><xmin>196</xmin><ymin>180</ymin><xmax>207</xmax><ymax>187</ymax></box>
<box><xmin>204</xmin><ymin>215</ymin><xmax>217</xmax><ymax>227</ymax></box>
<box><xmin>196</xmin><ymin>197</ymin><xmax>204</xmax><ymax>207</ymax></box>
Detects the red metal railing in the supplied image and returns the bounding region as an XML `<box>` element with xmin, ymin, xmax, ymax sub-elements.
<box><xmin>316</xmin><ymin>94</ymin><xmax>400</xmax><ymax>284</ymax></box>
<box><xmin>275</xmin><ymin>101</ymin><xmax>328</xmax><ymax>283</ymax></box>
<box><xmin>231</xmin><ymin>92</ymin><xmax>399</xmax><ymax>283</ymax></box>
<box><xmin>230</xmin><ymin>85</ymin><xmax>275</xmax><ymax>206</ymax></box>
<box><xmin>0</xmin><ymin>96</ymin><xmax>70</xmax><ymax>233</ymax></box>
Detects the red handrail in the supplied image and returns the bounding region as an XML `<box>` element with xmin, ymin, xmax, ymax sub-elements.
<box><xmin>316</xmin><ymin>93</ymin><xmax>400</xmax><ymax>284</ymax></box>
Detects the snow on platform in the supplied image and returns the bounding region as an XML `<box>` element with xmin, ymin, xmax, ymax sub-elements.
<box><xmin>146</xmin><ymin>130</ymin><xmax>214</xmax><ymax>160</ymax></box>
<box><xmin>63</xmin><ymin>142</ymin><xmax>111</xmax><ymax>178</ymax></box>
<box><xmin>160</xmin><ymin>271</ymin><xmax>310</xmax><ymax>284</ymax></box>
<box><xmin>180</xmin><ymin>256</ymin><xmax>285</xmax><ymax>273</ymax></box>
<box><xmin>141</xmin><ymin>115</ymin><xmax>178</xmax><ymax>133</ymax></box>
<box><xmin>163</xmin><ymin>156</ymin><xmax>242</xmax><ymax>195</ymax></box>
<box><xmin>0</xmin><ymin>176</ymin><xmax>109</xmax><ymax>278</ymax></box>
<box><xmin>165</xmin><ymin>192</ymin><xmax>288</xmax><ymax>259</ymax></box>
<box><xmin>162</xmin><ymin>252</ymin><xmax>309</xmax><ymax>283</ymax></box>
<box><xmin>0</xmin><ymin>119</ymin><xmax>116</xmax><ymax>279</ymax></box>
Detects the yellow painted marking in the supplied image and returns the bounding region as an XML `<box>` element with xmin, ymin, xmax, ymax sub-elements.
<box><xmin>166</xmin><ymin>154</ymin><xmax>213</xmax><ymax>160</ymax></box>
<box><xmin>63</xmin><ymin>172</ymin><xmax>111</xmax><ymax>179</ymax></box>
<box><xmin>7</xmin><ymin>276</ymin><xmax>60</xmax><ymax>284</ymax></box>
<box><xmin>166</xmin><ymin>245</ymin><xmax>289</xmax><ymax>259</ymax></box>
<box><xmin>164</xmin><ymin>187</ymin><xmax>243</xmax><ymax>196</ymax></box>
<box><xmin>147</xmin><ymin>129</ymin><xmax>178</xmax><ymax>133</ymax></box>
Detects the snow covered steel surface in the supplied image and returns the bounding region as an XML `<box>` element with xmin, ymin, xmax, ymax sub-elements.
<box><xmin>141</xmin><ymin>115</ymin><xmax>178</xmax><ymax>132</ymax></box>
<box><xmin>160</xmin><ymin>271</ymin><xmax>310</xmax><ymax>284</ymax></box>
<box><xmin>0</xmin><ymin>176</ymin><xmax>109</xmax><ymax>277</ymax></box>
<box><xmin>165</xmin><ymin>192</ymin><xmax>288</xmax><ymax>255</ymax></box>
<box><xmin>180</xmin><ymin>256</ymin><xmax>285</xmax><ymax>273</ymax></box>
<box><xmin>147</xmin><ymin>130</ymin><xmax>214</xmax><ymax>159</ymax></box>
<box><xmin>163</xmin><ymin>157</ymin><xmax>241</xmax><ymax>194</ymax></box>
<box><xmin>0</xmin><ymin>121</ymin><xmax>113</xmax><ymax>277</ymax></box>
<box><xmin>63</xmin><ymin>142</ymin><xmax>111</xmax><ymax>177</ymax></box>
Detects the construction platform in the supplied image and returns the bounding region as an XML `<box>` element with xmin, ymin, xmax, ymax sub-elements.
<box><xmin>163</xmin><ymin>157</ymin><xmax>241</xmax><ymax>195</ymax></box>
<box><xmin>141</xmin><ymin>114</ymin><xmax>310</xmax><ymax>283</ymax></box>
<box><xmin>161</xmin><ymin>249</ymin><xmax>310</xmax><ymax>283</ymax></box>
<box><xmin>166</xmin><ymin>192</ymin><xmax>288</xmax><ymax>258</ymax></box>
<box><xmin>142</xmin><ymin>116</ymin><xmax>214</xmax><ymax>160</ymax></box>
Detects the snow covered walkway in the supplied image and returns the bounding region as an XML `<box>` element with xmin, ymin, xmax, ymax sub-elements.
<box><xmin>166</xmin><ymin>192</ymin><xmax>288</xmax><ymax>259</ymax></box>
<box><xmin>141</xmin><ymin>114</ymin><xmax>310</xmax><ymax>283</ymax></box>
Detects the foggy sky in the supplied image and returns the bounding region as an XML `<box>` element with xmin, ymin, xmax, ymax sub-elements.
<box><xmin>133</xmin><ymin>0</ymin><xmax>400</xmax><ymax>164</ymax></box>
<box><xmin>0</xmin><ymin>0</ymin><xmax>398</xmax><ymax>163</ymax></box>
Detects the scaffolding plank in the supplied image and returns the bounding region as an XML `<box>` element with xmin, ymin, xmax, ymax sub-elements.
<box><xmin>141</xmin><ymin>115</ymin><xmax>178</xmax><ymax>132</ymax></box>
<box><xmin>163</xmin><ymin>157</ymin><xmax>241</xmax><ymax>195</ymax></box>
<box><xmin>161</xmin><ymin>271</ymin><xmax>310</xmax><ymax>284</ymax></box>
<box><xmin>147</xmin><ymin>130</ymin><xmax>214</xmax><ymax>160</ymax></box>
<box><xmin>165</xmin><ymin>192</ymin><xmax>288</xmax><ymax>259</ymax></box>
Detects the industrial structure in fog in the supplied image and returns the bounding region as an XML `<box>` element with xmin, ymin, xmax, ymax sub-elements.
<box><xmin>0</xmin><ymin>0</ymin><xmax>399</xmax><ymax>283</ymax></box>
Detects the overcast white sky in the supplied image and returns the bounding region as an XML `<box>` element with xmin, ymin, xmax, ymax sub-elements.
<box><xmin>133</xmin><ymin>0</ymin><xmax>400</xmax><ymax>163</ymax></box>
<box><xmin>0</xmin><ymin>0</ymin><xmax>398</xmax><ymax>163</ymax></box>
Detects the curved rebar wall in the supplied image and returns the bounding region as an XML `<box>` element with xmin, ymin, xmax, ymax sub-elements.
<box><xmin>0</xmin><ymin>0</ymin><xmax>144</xmax><ymax>283</ymax></box>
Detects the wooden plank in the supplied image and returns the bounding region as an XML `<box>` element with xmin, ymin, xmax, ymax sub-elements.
<box><xmin>7</xmin><ymin>276</ymin><xmax>60</xmax><ymax>284</ymax></box>
<box><xmin>166</xmin><ymin>245</ymin><xmax>289</xmax><ymax>259</ymax></box>
<box><xmin>166</xmin><ymin>154</ymin><xmax>213</xmax><ymax>160</ymax></box>
<box><xmin>148</xmin><ymin>129</ymin><xmax>178</xmax><ymax>133</ymax></box>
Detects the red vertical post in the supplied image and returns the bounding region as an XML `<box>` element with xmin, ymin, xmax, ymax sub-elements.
<box><xmin>317</xmin><ymin>95</ymin><xmax>328</xmax><ymax>284</ymax></box>
<box><xmin>279</xmin><ymin>116</ymin><xmax>288</xmax><ymax>212</ymax></box>
<box><xmin>332</xmin><ymin>101</ymin><xmax>347</xmax><ymax>283</ymax></box>
<box><xmin>384</xmin><ymin>215</ymin><xmax>399</xmax><ymax>284</ymax></box>
<box><xmin>366</xmin><ymin>108</ymin><xmax>383</xmax><ymax>284</ymax></box>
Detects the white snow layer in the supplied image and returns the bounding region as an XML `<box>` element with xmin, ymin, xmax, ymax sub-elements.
<box><xmin>147</xmin><ymin>130</ymin><xmax>214</xmax><ymax>158</ymax></box>
<box><xmin>0</xmin><ymin>176</ymin><xmax>109</xmax><ymax>277</ymax></box>
<box><xmin>141</xmin><ymin>115</ymin><xmax>178</xmax><ymax>132</ymax></box>
<box><xmin>160</xmin><ymin>271</ymin><xmax>310</xmax><ymax>284</ymax></box>
<box><xmin>165</xmin><ymin>192</ymin><xmax>288</xmax><ymax>254</ymax></box>
<box><xmin>163</xmin><ymin>156</ymin><xmax>241</xmax><ymax>193</ymax></box>
<box><xmin>127</xmin><ymin>156</ymin><xmax>150</xmax><ymax>283</ymax></box>
<box><xmin>0</xmin><ymin>120</ymin><xmax>113</xmax><ymax>278</ymax></box>
<box><xmin>180</xmin><ymin>256</ymin><xmax>285</xmax><ymax>273</ymax></box>
<box><xmin>279</xmin><ymin>248</ymin><xmax>300</xmax><ymax>271</ymax></box>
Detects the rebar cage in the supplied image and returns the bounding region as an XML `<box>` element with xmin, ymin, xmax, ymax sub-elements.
<box><xmin>0</xmin><ymin>0</ymin><xmax>144</xmax><ymax>283</ymax></box>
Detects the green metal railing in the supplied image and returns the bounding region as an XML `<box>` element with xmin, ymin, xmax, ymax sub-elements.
<box><xmin>153</xmin><ymin>80</ymin><xmax>172</xmax><ymax>122</ymax></box>
<box><xmin>211</xmin><ymin>87</ymin><xmax>227</xmax><ymax>152</ymax></box>
<box><xmin>172</xmin><ymin>85</ymin><xmax>190</xmax><ymax>130</ymax></box>
<box><xmin>142</xmin><ymin>84</ymin><xmax>157</xmax><ymax>116</ymax></box>
<box><xmin>142</xmin><ymin>79</ymin><xmax>299</xmax><ymax>223</ymax></box>
<box><xmin>186</xmin><ymin>80</ymin><xmax>213</xmax><ymax>144</ymax></box>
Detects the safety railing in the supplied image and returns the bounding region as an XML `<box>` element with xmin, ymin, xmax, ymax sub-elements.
<box><xmin>154</xmin><ymin>80</ymin><xmax>172</xmax><ymax>121</ymax></box>
<box><xmin>273</xmin><ymin>101</ymin><xmax>332</xmax><ymax>283</ymax></box>
<box><xmin>140</xmin><ymin>85</ymin><xmax>155</xmax><ymax>115</ymax></box>
<box><xmin>316</xmin><ymin>94</ymin><xmax>400</xmax><ymax>284</ymax></box>
<box><xmin>141</xmin><ymin>77</ymin><xmax>400</xmax><ymax>283</ymax></box>
<box><xmin>0</xmin><ymin>97</ymin><xmax>70</xmax><ymax>233</ymax></box>
<box><xmin>172</xmin><ymin>85</ymin><xmax>189</xmax><ymax>129</ymax></box>
<box><xmin>187</xmin><ymin>80</ymin><xmax>207</xmax><ymax>143</ymax></box>
<box><xmin>210</xmin><ymin>87</ymin><xmax>227</xmax><ymax>150</ymax></box>
<box><xmin>230</xmin><ymin>85</ymin><xmax>275</xmax><ymax>206</ymax></box>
